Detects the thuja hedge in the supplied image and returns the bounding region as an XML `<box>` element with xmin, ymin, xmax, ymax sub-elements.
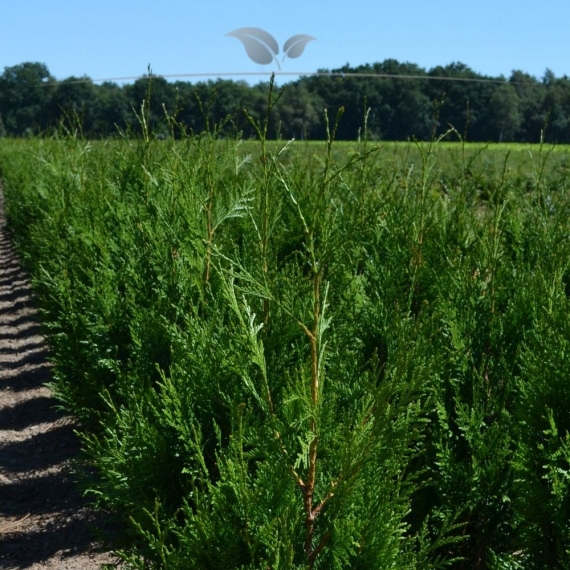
<box><xmin>2</xmin><ymin>115</ymin><xmax>570</xmax><ymax>568</ymax></box>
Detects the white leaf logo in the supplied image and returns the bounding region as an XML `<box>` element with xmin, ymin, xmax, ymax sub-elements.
<box><xmin>227</xmin><ymin>28</ymin><xmax>316</xmax><ymax>69</ymax></box>
<box><xmin>226</xmin><ymin>28</ymin><xmax>281</xmax><ymax>69</ymax></box>
<box><xmin>282</xmin><ymin>34</ymin><xmax>316</xmax><ymax>62</ymax></box>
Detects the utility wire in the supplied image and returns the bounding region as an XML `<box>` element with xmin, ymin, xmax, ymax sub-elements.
<box><xmin>43</xmin><ymin>70</ymin><xmax>517</xmax><ymax>86</ymax></box>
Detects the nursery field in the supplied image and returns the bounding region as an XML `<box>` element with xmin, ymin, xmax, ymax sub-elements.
<box><xmin>1</xmin><ymin>120</ymin><xmax>570</xmax><ymax>569</ymax></box>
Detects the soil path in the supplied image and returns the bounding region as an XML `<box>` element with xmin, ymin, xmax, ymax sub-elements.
<box><xmin>0</xmin><ymin>188</ymin><xmax>115</xmax><ymax>569</ymax></box>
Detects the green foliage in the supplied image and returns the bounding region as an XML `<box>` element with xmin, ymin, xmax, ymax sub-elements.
<box><xmin>4</xmin><ymin>58</ymin><xmax>570</xmax><ymax>142</ymax></box>
<box><xmin>2</xmin><ymin>99</ymin><xmax>570</xmax><ymax>568</ymax></box>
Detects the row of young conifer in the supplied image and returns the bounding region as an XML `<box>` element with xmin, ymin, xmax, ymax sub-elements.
<box><xmin>1</xmin><ymin>96</ymin><xmax>570</xmax><ymax>567</ymax></box>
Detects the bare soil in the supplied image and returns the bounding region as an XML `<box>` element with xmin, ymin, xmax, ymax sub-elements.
<box><xmin>0</xmin><ymin>188</ymin><xmax>117</xmax><ymax>569</ymax></box>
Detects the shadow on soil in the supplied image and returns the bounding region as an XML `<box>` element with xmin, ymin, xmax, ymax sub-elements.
<box><xmin>0</xmin><ymin>200</ymin><xmax>115</xmax><ymax>569</ymax></box>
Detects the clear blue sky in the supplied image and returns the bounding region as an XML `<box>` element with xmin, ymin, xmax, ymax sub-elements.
<box><xmin>1</xmin><ymin>0</ymin><xmax>568</xmax><ymax>85</ymax></box>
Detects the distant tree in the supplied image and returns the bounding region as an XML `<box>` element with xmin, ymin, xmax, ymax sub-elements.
<box><xmin>172</xmin><ymin>79</ymin><xmax>263</xmax><ymax>137</ymax></box>
<box><xmin>425</xmin><ymin>62</ymin><xmax>495</xmax><ymax>140</ymax></box>
<box><xmin>170</xmin><ymin>81</ymin><xmax>208</xmax><ymax>135</ymax></box>
<box><xmin>209</xmin><ymin>79</ymin><xmax>263</xmax><ymax>136</ymax></box>
<box><xmin>541</xmin><ymin>72</ymin><xmax>570</xmax><ymax>143</ymax></box>
<box><xmin>371</xmin><ymin>60</ymin><xmax>433</xmax><ymax>140</ymax></box>
<box><xmin>92</xmin><ymin>82</ymin><xmax>131</xmax><ymax>136</ymax></box>
<box><xmin>509</xmin><ymin>70</ymin><xmax>545</xmax><ymax>142</ymax></box>
<box><xmin>124</xmin><ymin>76</ymin><xmax>176</xmax><ymax>136</ymax></box>
<box><xmin>47</xmin><ymin>76</ymin><xmax>98</xmax><ymax>134</ymax></box>
<box><xmin>488</xmin><ymin>83</ymin><xmax>521</xmax><ymax>142</ymax></box>
<box><xmin>274</xmin><ymin>82</ymin><xmax>322</xmax><ymax>140</ymax></box>
<box><xmin>1</xmin><ymin>59</ymin><xmax>569</xmax><ymax>142</ymax></box>
<box><xmin>0</xmin><ymin>62</ymin><xmax>54</xmax><ymax>135</ymax></box>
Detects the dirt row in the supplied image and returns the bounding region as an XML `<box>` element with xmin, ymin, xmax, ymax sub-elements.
<box><xmin>0</xmin><ymin>188</ymin><xmax>116</xmax><ymax>569</ymax></box>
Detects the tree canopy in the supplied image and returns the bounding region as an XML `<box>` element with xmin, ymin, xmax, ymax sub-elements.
<box><xmin>1</xmin><ymin>60</ymin><xmax>569</xmax><ymax>142</ymax></box>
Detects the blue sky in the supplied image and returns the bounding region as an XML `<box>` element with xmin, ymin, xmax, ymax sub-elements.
<box><xmin>1</xmin><ymin>0</ymin><xmax>568</xmax><ymax>85</ymax></box>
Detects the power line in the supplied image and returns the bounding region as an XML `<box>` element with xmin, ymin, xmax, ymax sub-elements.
<box><xmin>43</xmin><ymin>70</ymin><xmax>516</xmax><ymax>86</ymax></box>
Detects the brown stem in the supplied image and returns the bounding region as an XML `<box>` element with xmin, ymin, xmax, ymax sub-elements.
<box><xmin>313</xmin><ymin>491</ymin><xmax>334</xmax><ymax>518</ymax></box>
<box><xmin>310</xmin><ymin>323</ymin><xmax>319</xmax><ymax>406</ymax></box>
<box><xmin>266</xmin><ymin>383</ymin><xmax>274</xmax><ymax>415</ymax></box>
<box><xmin>204</xmin><ymin>175</ymin><xmax>214</xmax><ymax>286</ymax></box>
<box><xmin>274</xmin><ymin>430</ymin><xmax>305</xmax><ymax>489</ymax></box>
<box><xmin>204</xmin><ymin>246</ymin><xmax>211</xmax><ymax>285</ymax></box>
<box><xmin>304</xmin><ymin>487</ymin><xmax>315</xmax><ymax>558</ymax></box>
<box><xmin>263</xmin><ymin>296</ymin><xmax>270</xmax><ymax>328</ymax></box>
<box><xmin>301</xmin><ymin>268</ymin><xmax>323</xmax><ymax>561</ymax></box>
<box><xmin>309</xmin><ymin>532</ymin><xmax>331</xmax><ymax>568</ymax></box>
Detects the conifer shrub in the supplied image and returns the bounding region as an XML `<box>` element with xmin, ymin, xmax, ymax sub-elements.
<box><xmin>1</xmin><ymin>88</ymin><xmax>570</xmax><ymax>568</ymax></box>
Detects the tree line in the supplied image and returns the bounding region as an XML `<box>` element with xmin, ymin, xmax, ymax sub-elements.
<box><xmin>1</xmin><ymin>60</ymin><xmax>569</xmax><ymax>142</ymax></box>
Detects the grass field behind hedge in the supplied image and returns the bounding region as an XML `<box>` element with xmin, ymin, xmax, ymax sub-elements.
<box><xmin>2</xmin><ymin>112</ymin><xmax>570</xmax><ymax>568</ymax></box>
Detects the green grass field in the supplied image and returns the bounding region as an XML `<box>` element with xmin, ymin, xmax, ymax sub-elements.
<box><xmin>1</xmin><ymin>129</ymin><xmax>570</xmax><ymax>569</ymax></box>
